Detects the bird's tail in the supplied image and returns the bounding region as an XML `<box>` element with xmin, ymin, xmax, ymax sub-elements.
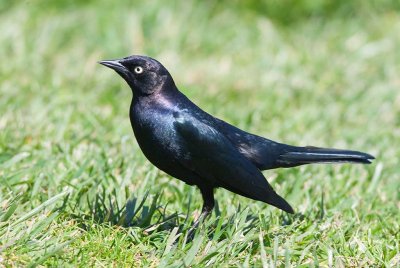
<box><xmin>277</xmin><ymin>146</ymin><xmax>374</xmax><ymax>167</ymax></box>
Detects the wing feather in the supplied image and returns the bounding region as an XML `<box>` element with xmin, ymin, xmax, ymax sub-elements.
<box><xmin>173</xmin><ymin>111</ymin><xmax>293</xmax><ymax>213</ymax></box>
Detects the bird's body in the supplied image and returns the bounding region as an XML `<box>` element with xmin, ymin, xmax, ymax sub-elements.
<box><xmin>100</xmin><ymin>55</ymin><xmax>374</xmax><ymax>219</ymax></box>
<box><xmin>129</xmin><ymin>87</ymin><xmax>296</xmax><ymax>212</ymax></box>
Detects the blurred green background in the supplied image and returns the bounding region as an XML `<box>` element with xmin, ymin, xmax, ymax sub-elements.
<box><xmin>1</xmin><ymin>0</ymin><xmax>399</xmax><ymax>266</ymax></box>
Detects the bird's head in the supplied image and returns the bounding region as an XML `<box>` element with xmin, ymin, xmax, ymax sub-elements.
<box><xmin>99</xmin><ymin>55</ymin><xmax>174</xmax><ymax>96</ymax></box>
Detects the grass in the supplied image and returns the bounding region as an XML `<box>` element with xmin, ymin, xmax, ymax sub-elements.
<box><xmin>1</xmin><ymin>0</ymin><xmax>399</xmax><ymax>266</ymax></box>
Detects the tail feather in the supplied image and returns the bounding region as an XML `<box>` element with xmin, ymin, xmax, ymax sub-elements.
<box><xmin>277</xmin><ymin>146</ymin><xmax>375</xmax><ymax>167</ymax></box>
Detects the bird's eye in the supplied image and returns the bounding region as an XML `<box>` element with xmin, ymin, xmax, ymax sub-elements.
<box><xmin>134</xmin><ymin>66</ymin><xmax>144</xmax><ymax>74</ymax></box>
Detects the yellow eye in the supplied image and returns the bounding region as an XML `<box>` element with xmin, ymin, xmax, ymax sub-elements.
<box><xmin>134</xmin><ymin>66</ymin><xmax>143</xmax><ymax>74</ymax></box>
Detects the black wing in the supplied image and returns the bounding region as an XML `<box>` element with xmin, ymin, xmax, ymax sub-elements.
<box><xmin>212</xmin><ymin>118</ymin><xmax>291</xmax><ymax>170</ymax></box>
<box><xmin>172</xmin><ymin>111</ymin><xmax>293</xmax><ymax>213</ymax></box>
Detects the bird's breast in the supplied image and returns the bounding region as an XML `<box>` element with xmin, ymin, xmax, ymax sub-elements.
<box><xmin>130</xmin><ymin>104</ymin><xmax>182</xmax><ymax>162</ymax></box>
<box><xmin>128</xmin><ymin>103</ymin><xmax>199</xmax><ymax>185</ymax></box>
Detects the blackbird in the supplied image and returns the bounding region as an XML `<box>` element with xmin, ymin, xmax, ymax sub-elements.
<box><xmin>100</xmin><ymin>55</ymin><xmax>374</xmax><ymax>224</ymax></box>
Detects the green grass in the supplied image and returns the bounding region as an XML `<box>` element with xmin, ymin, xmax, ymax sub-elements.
<box><xmin>1</xmin><ymin>0</ymin><xmax>399</xmax><ymax>266</ymax></box>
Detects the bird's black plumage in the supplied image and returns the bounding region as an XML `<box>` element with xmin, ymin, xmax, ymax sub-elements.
<box><xmin>100</xmin><ymin>55</ymin><xmax>374</xmax><ymax>219</ymax></box>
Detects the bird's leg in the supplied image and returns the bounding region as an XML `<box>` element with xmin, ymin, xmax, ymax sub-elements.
<box><xmin>197</xmin><ymin>185</ymin><xmax>215</xmax><ymax>224</ymax></box>
<box><xmin>187</xmin><ymin>186</ymin><xmax>214</xmax><ymax>239</ymax></box>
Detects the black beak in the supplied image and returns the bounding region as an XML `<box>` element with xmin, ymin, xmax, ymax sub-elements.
<box><xmin>99</xmin><ymin>60</ymin><xmax>127</xmax><ymax>73</ymax></box>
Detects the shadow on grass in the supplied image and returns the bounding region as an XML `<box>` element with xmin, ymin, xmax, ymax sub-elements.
<box><xmin>59</xmin><ymin>188</ymin><xmax>309</xmax><ymax>243</ymax></box>
<box><xmin>63</xmin><ymin>189</ymin><xmax>182</xmax><ymax>234</ymax></box>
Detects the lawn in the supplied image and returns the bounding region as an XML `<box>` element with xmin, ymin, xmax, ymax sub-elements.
<box><xmin>1</xmin><ymin>0</ymin><xmax>399</xmax><ymax>267</ymax></box>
